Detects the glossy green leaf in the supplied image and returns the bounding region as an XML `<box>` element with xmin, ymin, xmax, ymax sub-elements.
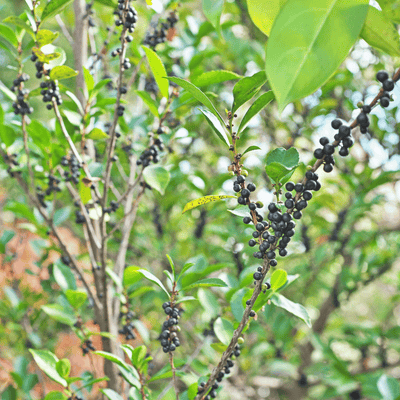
<box><xmin>142</xmin><ymin>46</ymin><xmax>169</xmax><ymax>99</ymax></box>
<box><xmin>83</xmin><ymin>67</ymin><xmax>94</xmax><ymax>92</ymax></box>
<box><xmin>37</xmin><ymin>29</ymin><xmax>59</xmax><ymax>47</ymax></box>
<box><xmin>29</xmin><ymin>350</ymin><xmax>67</xmax><ymax>387</ymax></box>
<box><xmin>377</xmin><ymin>374</ymin><xmax>400</xmax><ymax>400</ymax></box>
<box><xmin>238</xmin><ymin>91</ymin><xmax>274</xmax><ymax>133</ymax></box>
<box><xmin>131</xmin><ymin>345</ymin><xmax>147</xmax><ymax>368</ymax></box>
<box><xmin>27</xmin><ymin>120</ymin><xmax>51</xmax><ymax>147</ymax></box>
<box><xmin>202</xmin><ymin>0</ymin><xmax>224</xmax><ymax>29</ymax></box>
<box><xmin>192</xmin><ymin>70</ymin><xmax>241</xmax><ymax>87</ymax></box>
<box><xmin>123</xmin><ymin>266</ymin><xmax>141</xmax><ymax>287</ymax></box>
<box><xmin>267</xmin><ymin>147</ymin><xmax>299</xmax><ymax>168</ymax></box>
<box><xmin>360</xmin><ymin>6</ymin><xmax>400</xmax><ymax>56</ymax></box>
<box><xmin>247</xmin><ymin>0</ymin><xmax>287</xmax><ymax>36</ymax></box>
<box><xmin>182</xmin><ymin>278</ymin><xmax>228</xmax><ymax>291</ymax></box>
<box><xmin>265</xmin><ymin>162</ymin><xmax>292</xmax><ymax>184</ymax></box>
<box><xmin>0</xmin><ymin>230</ymin><xmax>14</xmax><ymax>253</ymax></box>
<box><xmin>50</xmin><ymin>66</ymin><xmax>78</xmax><ymax>81</ymax></box>
<box><xmin>232</xmin><ymin>71</ymin><xmax>267</xmax><ymax>112</ymax></box>
<box><xmin>86</xmin><ymin>128</ymin><xmax>109</xmax><ymax>140</ymax></box>
<box><xmin>55</xmin><ymin>359</ymin><xmax>70</xmax><ymax>378</ymax></box>
<box><xmin>183</xmin><ymin>194</ymin><xmax>235</xmax><ymax>213</ymax></box>
<box><xmin>271</xmin><ymin>293</ymin><xmax>311</xmax><ymax>327</ymax></box>
<box><xmin>143</xmin><ymin>165</ymin><xmax>170</xmax><ymax>195</ymax></box>
<box><xmin>53</xmin><ymin>263</ymin><xmax>77</xmax><ymax>290</ymax></box>
<box><xmin>378</xmin><ymin>0</ymin><xmax>400</xmax><ymax>23</ymax></box>
<box><xmin>242</xmin><ymin>145</ymin><xmax>261</xmax><ymax>156</ymax></box>
<box><xmin>41</xmin><ymin>304</ymin><xmax>76</xmax><ymax>326</ymax></box>
<box><xmin>101</xmin><ymin>389</ymin><xmax>124</xmax><ymax>400</ymax></box>
<box><xmin>44</xmin><ymin>391</ymin><xmax>68</xmax><ymax>400</ymax></box>
<box><xmin>270</xmin><ymin>269</ymin><xmax>287</xmax><ymax>291</ymax></box>
<box><xmin>199</xmin><ymin>108</ymin><xmax>230</xmax><ymax>147</ymax></box>
<box><xmin>3</xmin><ymin>16</ymin><xmax>35</xmax><ymax>38</ymax></box>
<box><xmin>166</xmin><ymin>254</ymin><xmax>175</xmax><ymax>279</ymax></box>
<box><xmin>138</xmin><ymin>269</ymin><xmax>170</xmax><ymax>297</ymax></box>
<box><xmin>266</xmin><ymin>0</ymin><xmax>369</xmax><ymax>111</ymax></box>
<box><xmin>135</xmin><ymin>90</ymin><xmax>159</xmax><ymax>117</ymax></box>
<box><xmin>214</xmin><ymin>317</ymin><xmax>234</xmax><ymax>346</ymax></box>
<box><xmin>0</xmin><ymin>124</ymin><xmax>16</xmax><ymax>147</ymax></box>
<box><xmin>168</xmin><ymin>77</ymin><xmax>225</xmax><ymax>125</ymax></box>
<box><xmin>41</xmin><ymin>0</ymin><xmax>74</xmax><ymax>23</ymax></box>
<box><xmin>0</xmin><ymin>24</ymin><xmax>18</xmax><ymax>47</ymax></box>
<box><xmin>65</xmin><ymin>289</ymin><xmax>87</xmax><ymax>310</ymax></box>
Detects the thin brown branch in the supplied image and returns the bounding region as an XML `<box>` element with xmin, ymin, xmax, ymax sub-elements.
<box><xmin>55</xmin><ymin>15</ymin><xmax>74</xmax><ymax>46</ymax></box>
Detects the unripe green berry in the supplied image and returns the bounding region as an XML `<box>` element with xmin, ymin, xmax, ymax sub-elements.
<box><xmin>238</xmin><ymin>337</ymin><xmax>244</xmax><ymax>344</ymax></box>
<box><xmin>242</xmin><ymin>169</ymin><xmax>248</xmax><ymax>177</ymax></box>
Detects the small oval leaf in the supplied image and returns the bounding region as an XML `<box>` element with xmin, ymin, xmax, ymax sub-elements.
<box><xmin>182</xmin><ymin>195</ymin><xmax>236</xmax><ymax>213</ymax></box>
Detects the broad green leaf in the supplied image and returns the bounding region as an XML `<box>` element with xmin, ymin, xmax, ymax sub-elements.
<box><xmin>29</xmin><ymin>350</ymin><xmax>67</xmax><ymax>387</ymax></box>
<box><xmin>65</xmin><ymin>289</ymin><xmax>87</xmax><ymax>310</ymax></box>
<box><xmin>53</xmin><ymin>263</ymin><xmax>77</xmax><ymax>290</ymax></box>
<box><xmin>202</xmin><ymin>0</ymin><xmax>224</xmax><ymax>29</ymax></box>
<box><xmin>377</xmin><ymin>374</ymin><xmax>400</xmax><ymax>400</ymax></box>
<box><xmin>242</xmin><ymin>145</ymin><xmax>261</xmax><ymax>156</ymax></box>
<box><xmin>168</xmin><ymin>77</ymin><xmax>225</xmax><ymax>125</ymax></box>
<box><xmin>0</xmin><ymin>24</ymin><xmax>18</xmax><ymax>47</ymax></box>
<box><xmin>198</xmin><ymin>288</ymin><xmax>220</xmax><ymax>318</ymax></box>
<box><xmin>182</xmin><ymin>195</ymin><xmax>236</xmax><ymax>213</ymax></box>
<box><xmin>101</xmin><ymin>389</ymin><xmax>124</xmax><ymax>400</ymax></box>
<box><xmin>199</xmin><ymin>108</ymin><xmax>230</xmax><ymax>147</ymax></box>
<box><xmin>50</xmin><ymin>66</ymin><xmax>78</xmax><ymax>81</ymax></box>
<box><xmin>138</xmin><ymin>269</ymin><xmax>170</xmax><ymax>298</ymax></box>
<box><xmin>266</xmin><ymin>0</ymin><xmax>369</xmax><ymax>111</ymax></box>
<box><xmin>360</xmin><ymin>6</ymin><xmax>400</xmax><ymax>56</ymax></box>
<box><xmin>83</xmin><ymin>67</ymin><xmax>94</xmax><ymax>93</ymax></box>
<box><xmin>124</xmin><ymin>266</ymin><xmax>141</xmax><ymax>287</ymax></box>
<box><xmin>32</xmin><ymin>48</ymin><xmax>61</xmax><ymax>63</ymax></box>
<box><xmin>177</xmin><ymin>262</ymin><xmax>195</xmax><ymax>282</ymax></box>
<box><xmin>265</xmin><ymin>162</ymin><xmax>292</xmax><ymax>184</ymax></box>
<box><xmin>182</xmin><ymin>278</ymin><xmax>228</xmax><ymax>291</ymax></box>
<box><xmin>0</xmin><ymin>230</ymin><xmax>15</xmax><ymax>254</ymax></box>
<box><xmin>192</xmin><ymin>70</ymin><xmax>241</xmax><ymax>87</ymax></box>
<box><xmin>79</xmin><ymin>181</ymin><xmax>92</xmax><ymax>204</ymax></box>
<box><xmin>117</xmin><ymin>365</ymin><xmax>141</xmax><ymax>388</ymax></box>
<box><xmin>271</xmin><ymin>293</ymin><xmax>312</xmax><ymax>327</ymax></box>
<box><xmin>41</xmin><ymin>0</ymin><xmax>74</xmax><ymax>23</ymax></box>
<box><xmin>37</xmin><ymin>29</ymin><xmax>59</xmax><ymax>47</ymax></box>
<box><xmin>135</xmin><ymin>90</ymin><xmax>159</xmax><ymax>117</ymax></box>
<box><xmin>106</xmin><ymin>267</ymin><xmax>123</xmax><ymax>290</ymax></box>
<box><xmin>378</xmin><ymin>0</ymin><xmax>400</xmax><ymax>22</ymax></box>
<box><xmin>270</xmin><ymin>269</ymin><xmax>287</xmax><ymax>291</ymax></box>
<box><xmin>247</xmin><ymin>0</ymin><xmax>287</xmax><ymax>36</ymax></box>
<box><xmin>86</xmin><ymin>128</ymin><xmax>109</xmax><ymax>140</ymax></box>
<box><xmin>3</xmin><ymin>16</ymin><xmax>35</xmax><ymax>38</ymax></box>
<box><xmin>27</xmin><ymin>120</ymin><xmax>51</xmax><ymax>147</ymax></box>
<box><xmin>55</xmin><ymin>359</ymin><xmax>70</xmax><ymax>378</ymax></box>
<box><xmin>142</xmin><ymin>46</ymin><xmax>169</xmax><ymax>99</ymax></box>
<box><xmin>232</xmin><ymin>71</ymin><xmax>267</xmax><ymax>112</ymax></box>
<box><xmin>214</xmin><ymin>317</ymin><xmax>234</xmax><ymax>346</ymax></box>
<box><xmin>0</xmin><ymin>124</ymin><xmax>16</xmax><ymax>147</ymax></box>
<box><xmin>267</xmin><ymin>147</ymin><xmax>299</xmax><ymax>168</ymax></box>
<box><xmin>41</xmin><ymin>304</ymin><xmax>76</xmax><ymax>326</ymax></box>
<box><xmin>44</xmin><ymin>391</ymin><xmax>68</xmax><ymax>400</ymax></box>
<box><xmin>175</xmin><ymin>296</ymin><xmax>197</xmax><ymax>305</ymax></box>
<box><xmin>131</xmin><ymin>345</ymin><xmax>147</xmax><ymax>368</ymax></box>
<box><xmin>238</xmin><ymin>91</ymin><xmax>274</xmax><ymax>133</ymax></box>
<box><xmin>2</xmin><ymin>385</ymin><xmax>17</xmax><ymax>400</ymax></box>
<box><xmin>142</xmin><ymin>165</ymin><xmax>170</xmax><ymax>195</ymax></box>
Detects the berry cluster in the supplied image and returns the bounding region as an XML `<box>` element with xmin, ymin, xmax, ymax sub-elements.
<box><xmin>83</xmin><ymin>2</ymin><xmax>96</xmax><ymax>27</ymax></box>
<box><xmin>30</xmin><ymin>52</ymin><xmax>47</xmax><ymax>79</ymax></box>
<box><xmin>11</xmin><ymin>74</ymin><xmax>33</xmax><ymax>116</ymax></box>
<box><xmin>196</xmin><ymin>344</ymin><xmax>242</xmax><ymax>399</ymax></box>
<box><xmin>40</xmin><ymin>80</ymin><xmax>62</xmax><ymax>110</ymax></box>
<box><xmin>145</xmin><ymin>77</ymin><xmax>158</xmax><ymax>94</ymax></box>
<box><xmin>82</xmin><ymin>338</ymin><xmax>96</xmax><ymax>355</ymax></box>
<box><xmin>136</xmin><ymin>137</ymin><xmax>164</xmax><ymax>167</ymax></box>
<box><xmin>114</xmin><ymin>1</ymin><xmax>137</xmax><ymax>32</ymax></box>
<box><xmin>159</xmin><ymin>301</ymin><xmax>181</xmax><ymax>353</ymax></box>
<box><xmin>143</xmin><ymin>11</ymin><xmax>178</xmax><ymax>50</ymax></box>
<box><xmin>376</xmin><ymin>70</ymin><xmax>395</xmax><ymax>108</ymax></box>
<box><xmin>36</xmin><ymin>175</ymin><xmax>62</xmax><ymax>208</ymax></box>
<box><xmin>61</xmin><ymin>155</ymin><xmax>82</xmax><ymax>185</ymax></box>
<box><xmin>103</xmin><ymin>200</ymin><xmax>120</xmax><ymax>214</ymax></box>
<box><xmin>119</xmin><ymin>305</ymin><xmax>136</xmax><ymax>340</ymax></box>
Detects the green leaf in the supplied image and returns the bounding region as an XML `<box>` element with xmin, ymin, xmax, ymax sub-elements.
<box><xmin>86</xmin><ymin>128</ymin><xmax>109</xmax><ymax>140</ymax></box>
<box><xmin>83</xmin><ymin>67</ymin><xmax>94</xmax><ymax>93</ymax></box>
<box><xmin>101</xmin><ymin>389</ymin><xmax>124</xmax><ymax>400</ymax></box>
<box><xmin>1</xmin><ymin>385</ymin><xmax>17</xmax><ymax>400</ymax></box>
<box><xmin>4</xmin><ymin>286</ymin><xmax>20</xmax><ymax>307</ymax></box>
<box><xmin>238</xmin><ymin>91</ymin><xmax>274</xmax><ymax>133</ymax></box>
<box><xmin>266</xmin><ymin>0</ymin><xmax>369</xmax><ymax>111</ymax></box>
<box><xmin>247</xmin><ymin>0</ymin><xmax>287</xmax><ymax>36</ymax></box>
<box><xmin>271</xmin><ymin>293</ymin><xmax>312</xmax><ymax>327</ymax></box>
<box><xmin>202</xmin><ymin>0</ymin><xmax>224</xmax><ymax>29</ymax></box>
<box><xmin>265</xmin><ymin>162</ymin><xmax>292</xmax><ymax>184</ymax></box>
<box><xmin>3</xmin><ymin>16</ymin><xmax>35</xmax><ymax>38</ymax></box>
<box><xmin>50</xmin><ymin>66</ymin><xmax>78</xmax><ymax>81</ymax></box>
<box><xmin>37</xmin><ymin>29</ymin><xmax>59</xmax><ymax>47</ymax></box>
<box><xmin>377</xmin><ymin>374</ymin><xmax>400</xmax><ymax>400</ymax></box>
<box><xmin>0</xmin><ymin>230</ymin><xmax>15</xmax><ymax>253</ymax></box>
<box><xmin>378</xmin><ymin>0</ymin><xmax>400</xmax><ymax>23</ymax></box>
<box><xmin>138</xmin><ymin>269</ymin><xmax>170</xmax><ymax>298</ymax></box>
<box><xmin>142</xmin><ymin>46</ymin><xmax>169</xmax><ymax>99</ymax></box>
<box><xmin>142</xmin><ymin>165</ymin><xmax>170</xmax><ymax>195</ymax></box>
<box><xmin>135</xmin><ymin>90</ymin><xmax>159</xmax><ymax>117</ymax></box>
<box><xmin>242</xmin><ymin>145</ymin><xmax>261</xmax><ymax>156</ymax></box>
<box><xmin>55</xmin><ymin>359</ymin><xmax>70</xmax><ymax>378</ymax></box>
<box><xmin>0</xmin><ymin>24</ymin><xmax>18</xmax><ymax>47</ymax></box>
<box><xmin>199</xmin><ymin>108</ymin><xmax>230</xmax><ymax>147</ymax></box>
<box><xmin>192</xmin><ymin>70</ymin><xmax>241</xmax><ymax>87</ymax></box>
<box><xmin>0</xmin><ymin>124</ymin><xmax>16</xmax><ymax>147</ymax></box>
<box><xmin>214</xmin><ymin>317</ymin><xmax>234</xmax><ymax>346</ymax></box>
<box><xmin>41</xmin><ymin>304</ymin><xmax>76</xmax><ymax>326</ymax></box>
<box><xmin>44</xmin><ymin>391</ymin><xmax>68</xmax><ymax>400</ymax></box>
<box><xmin>177</xmin><ymin>262</ymin><xmax>194</xmax><ymax>282</ymax></box>
<box><xmin>131</xmin><ymin>345</ymin><xmax>147</xmax><ymax>368</ymax></box>
<box><xmin>270</xmin><ymin>269</ymin><xmax>287</xmax><ymax>291</ymax></box>
<box><xmin>65</xmin><ymin>289</ymin><xmax>87</xmax><ymax>310</ymax></box>
<box><xmin>53</xmin><ymin>263</ymin><xmax>77</xmax><ymax>290</ymax></box>
<box><xmin>41</xmin><ymin>0</ymin><xmax>74</xmax><ymax>23</ymax></box>
<box><xmin>360</xmin><ymin>6</ymin><xmax>400</xmax><ymax>56</ymax></box>
<box><xmin>27</xmin><ymin>120</ymin><xmax>51</xmax><ymax>147</ymax></box>
<box><xmin>182</xmin><ymin>278</ymin><xmax>228</xmax><ymax>291</ymax></box>
<box><xmin>32</xmin><ymin>48</ymin><xmax>61</xmax><ymax>63</ymax></box>
<box><xmin>123</xmin><ymin>266</ymin><xmax>141</xmax><ymax>287</ymax></box>
<box><xmin>182</xmin><ymin>194</ymin><xmax>235</xmax><ymax>213</ymax></box>
<box><xmin>232</xmin><ymin>71</ymin><xmax>267</xmax><ymax>112</ymax></box>
<box><xmin>166</xmin><ymin>254</ymin><xmax>175</xmax><ymax>279</ymax></box>
<box><xmin>167</xmin><ymin>77</ymin><xmax>225</xmax><ymax>125</ymax></box>
<box><xmin>29</xmin><ymin>350</ymin><xmax>67</xmax><ymax>387</ymax></box>
<box><xmin>265</xmin><ymin>147</ymin><xmax>300</xmax><ymax>184</ymax></box>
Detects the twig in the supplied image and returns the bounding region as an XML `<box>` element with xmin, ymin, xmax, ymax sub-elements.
<box><xmin>55</xmin><ymin>15</ymin><xmax>74</xmax><ymax>46</ymax></box>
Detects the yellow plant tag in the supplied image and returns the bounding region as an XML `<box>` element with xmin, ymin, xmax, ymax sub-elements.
<box><xmin>182</xmin><ymin>195</ymin><xmax>236</xmax><ymax>214</ymax></box>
